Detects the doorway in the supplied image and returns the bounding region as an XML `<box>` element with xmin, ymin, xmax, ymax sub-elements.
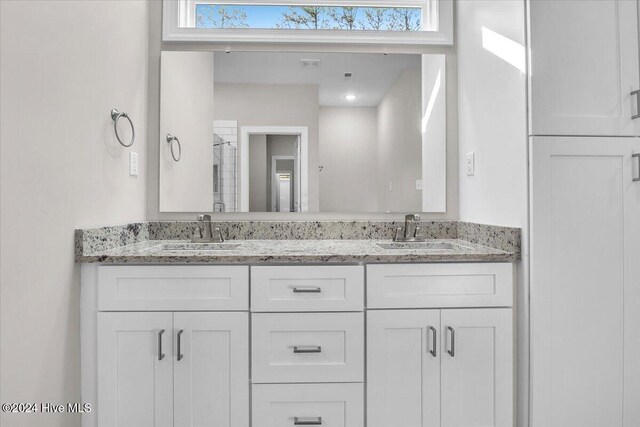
<box><xmin>239</xmin><ymin>126</ymin><xmax>308</xmax><ymax>212</ymax></box>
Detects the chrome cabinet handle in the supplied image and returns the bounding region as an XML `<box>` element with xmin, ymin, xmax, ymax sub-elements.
<box><xmin>292</xmin><ymin>287</ymin><xmax>322</xmax><ymax>293</ymax></box>
<box><xmin>632</xmin><ymin>90</ymin><xmax>640</xmax><ymax>120</ymax></box>
<box><xmin>158</xmin><ymin>329</ymin><xmax>165</xmax><ymax>361</ymax></box>
<box><xmin>293</xmin><ymin>345</ymin><xmax>322</xmax><ymax>354</ymax></box>
<box><xmin>294</xmin><ymin>417</ymin><xmax>323</xmax><ymax>425</ymax></box>
<box><xmin>446</xmin><ymin>326</ymin><xmax>455</xmax><ymax>357</ymax></box>
<box><xmin>177</xmin><ymin>330</ymin><xmax>184</xmax><ymax>361</ymax></box>
<box><xmin>428</xmin><ymin>326</ymin><xmax>437</xmax><ymax>357</ymax></box>
<box><xmin>633</xmin><ymin>153</ymin><xmax>640</xmax><ymax>182</ymax></box>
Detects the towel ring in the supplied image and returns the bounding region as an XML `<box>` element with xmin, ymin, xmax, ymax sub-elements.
<box><xmin>110</xmin><ymin>109</ymin><xmax>135</xmax><ymax>147</ymax></box>
<box><xmin>166</xmin><ymin>134</ymin><xmax>181</xmax><ymax>162</ymax></box>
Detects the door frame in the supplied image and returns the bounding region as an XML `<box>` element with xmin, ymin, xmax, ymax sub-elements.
<box><xmin>239</xmin><ymin>126</ymin><xmax>308</xmax><ymax>212</ymax></box>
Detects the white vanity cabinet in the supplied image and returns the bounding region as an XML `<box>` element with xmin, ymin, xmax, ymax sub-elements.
<box><xmin>529</xmin><ymin>0</ymin><xmax>640</xmax><ymax>136</ymax></box>
<box><xmin>98</xmin><ymin>312</ymin><xmax>249</xmax><ymax>427</ymax></box>
<box><xmin>84</xmin><ymin>261</ymin><xmax>514</xmax><ymax>427</ymax></box>
<box><xmin>89</xmin><ymin>265</ymin><xmax>250</xmax><ymax>427</ymax></box>
<box><xmin>366</xmin><ymin>264</ymin><xmax>514</xmax><ymax>427</ymax></box>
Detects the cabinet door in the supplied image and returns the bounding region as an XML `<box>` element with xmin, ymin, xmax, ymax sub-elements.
<box><xmin>530</xmin><ymin>137</ymin><xmax>640</xmax><ymax>427</ymax></box>
<box><xmin>440</xmin><ymin>308</ymin><xmax>513</xmax><ymax>427</ymax></box>
<box><xmin>529</xmin><ymin>0</ymin><xmax>640</xmax><ymax>136</ymax></box>
<box><xmin>173</xmin><ymin>312</ymin><xmax>249</xmax><ymax>427</ymax></box>
<box><xmin>367</xmin><ymin>310</ymin><xmax>440</xmax><ymax>427</ymax></box>
<box><xmin>98</xmin><ymin>312</ymin><xmax>173</xmax><ymax>427</ymax></box>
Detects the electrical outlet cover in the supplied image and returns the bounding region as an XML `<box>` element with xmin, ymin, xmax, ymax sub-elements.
<box><xmin>466</xmin><ymin>152</ymin><xmax>475</xmax><ymax>176</ymax></box>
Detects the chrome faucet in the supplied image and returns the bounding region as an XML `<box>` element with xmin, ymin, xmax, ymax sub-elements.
<box><xmin>192</xmin><ymin>214</ymin><xmax>224</xmax><ymax>243</ymax></box>
<box><xmin>393</xmin><ymin>214</ymin><xmax>425</xmax><ymax>242</ymax></box>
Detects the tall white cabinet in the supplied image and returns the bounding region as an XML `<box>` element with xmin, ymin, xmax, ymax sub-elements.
<box><xmin>529</xmin><ymin>0</ymin><xmax>640</xmax><ymax>136</ymax></box>
<box><xmin>528</xmin><ymin>0</ymin><xmax>640</xmax><ymax>425</ymax></box>
<box><xmin>530</xmin><ymin>137</ymin><xmax>640</xmax><ymax>427</ymax></box>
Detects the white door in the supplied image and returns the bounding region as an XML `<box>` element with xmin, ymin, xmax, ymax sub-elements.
<box><xmin>173</xmin><ymin>312</ymin><xmax>249</xmax><ymax>427</ymax></box>
<box><xmin>367</xmin><ymin>310</ymin><xmax>441</xmax><ymax>427</ymax></box>
<box><xmin>530</xmin><ymin>137</ymin><xmax>640</xmax><ymax>427</ymax></box>
<box><xmin>529</xmin><ymin>0</ymin><xmax>640</xmax><ymax>136</ymax></box>
<box><xmin>440</xmin><ymin>308</ymin><xmax>513</xmax><ymax>427</ymax></box>
<box><xmin>98</xmin><ymin>312</ymin><xmax>173</xmax><ymax>427</ymax></box>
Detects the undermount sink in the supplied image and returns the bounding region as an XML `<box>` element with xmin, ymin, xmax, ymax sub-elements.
<box><xmin>377</xmin><ymin>241</ymin><xmax>471</xmax><ymax>251</ymax></box>
<box><xmin>156</xmin><ymin>242</ymin><xmax>241</xmax><ymax>251</ymax></box>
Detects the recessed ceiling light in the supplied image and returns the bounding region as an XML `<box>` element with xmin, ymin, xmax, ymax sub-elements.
<box><xmin>345</xmin><ymin>94</ymin><xmax>357</xmax><ymax>101</ymax></box>
<box><xmin>300</xmin><ymin>59</ymin><xmax>321</xmax><ymax>68</ymax></box>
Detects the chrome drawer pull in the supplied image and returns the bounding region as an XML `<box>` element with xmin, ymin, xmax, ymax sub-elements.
<box><xmin>633</xmin><ymin>153</ymin><xmax>640</xmax><ymax>182</ymax></box>
<box><xmin>293</xmin><ymin>345</ymin><xmax>322</xmax><ymax>354</ymax></box>
<box><xmin>446</xmin><ymin>326</ymin><xmax>455</xmax><ymax>357</ymax></box>
<box><xmin>158</xmin><ymin>329</ymin><xmax>165</xmax><ymax>361</ymax></box>
<box><xmin>292</xmin><ymin>287</ymin><xmax>322</xmax><ymax>293</ymax></box>
<box><xmin>428</xmin><ymin>326</ymin><xmax>437</xmax><ymax>357</ymax></box>
<box><xmin>632</xmin><ymin>90</ymin><xmax>640</xmax><ymax>120</ymax></box>
<box><xmin>294</xmin><ymin>416</ymin><xmax>323</xmax><ymax>425</ymax></box>
<box><xmin>177</xmin><ymin>330</ymin><xmax>184</xmax><ymax>361</ymax></box>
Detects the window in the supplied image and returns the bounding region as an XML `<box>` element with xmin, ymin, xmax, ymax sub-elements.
<box><xmin>163</xmin><ymin>0</ymin><xmax>453</xmax><ymax>45</ymax></box>
<box><xmin>194</xmin><ymin>4</ymin><xmax>423</xmax><ymax>31</ymax></box>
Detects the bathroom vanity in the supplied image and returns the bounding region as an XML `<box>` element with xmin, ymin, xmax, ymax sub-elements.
<box><xmin>77</xmin><ymin>221</ymin><xmax>519</xmax><ymax>427</ymax></box>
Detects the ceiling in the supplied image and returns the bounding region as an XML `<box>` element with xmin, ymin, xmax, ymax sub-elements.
<box><xmin>213</xmin><ymin>51</ymin><xmax>421</xmax><ymax>107</ymax></box>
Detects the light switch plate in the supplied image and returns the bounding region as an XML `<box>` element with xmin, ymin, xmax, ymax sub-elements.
<box><xmin>416</xmin><ymin>179</ymin><xmax>423</xmax><ymax>190</ymax></box>
<box><xmin>129</xmin><ymin>152</ymin><xmax>139</xmax><ymax>176</ymax></box>
<box><xmin>466</xmin><ymin>152</ymin><xmax>475</xmax><ymax>176</ymax></box>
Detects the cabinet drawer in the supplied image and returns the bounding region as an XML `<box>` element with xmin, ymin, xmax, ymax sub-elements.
<box><xmin>98</xmin><ymin>265</ymin><xmax>249</xmax><ymax>311</ymax></box>
<box><xmin>251</xmin><ymin>266</ymin><xmax>364</xmax><ymax>312</ymax></box>
<box><xmin>367</xmin><ymin>263</ymin><xmax>513</xmax><ymax>308</ymax></box>
<box><xmin>252</xmin><ymin>383</ymin><xmax>363</xmax><ymax>427</ymax></box>
<box><xmin>252</xmin><ymin>313</ymin><xmax>364</xmax><ymax>383</ymax></box>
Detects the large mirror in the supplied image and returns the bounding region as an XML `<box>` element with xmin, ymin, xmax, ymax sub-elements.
<box><xmin>159</xmin><ymin>50</ymin><xmax>446</xmax><ymax>213</ymax></box>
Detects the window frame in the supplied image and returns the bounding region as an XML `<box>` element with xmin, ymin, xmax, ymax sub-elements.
<box><xmin>162</xmin><ymin>0</ymin><xmax>453</xmax><ymax>45</ymax></box>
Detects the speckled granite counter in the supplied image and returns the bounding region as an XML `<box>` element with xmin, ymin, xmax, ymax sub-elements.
<box><xmin>76</xmin><ymin>238</ymin><xmax>517</xmax><ymax>264</ymax></box>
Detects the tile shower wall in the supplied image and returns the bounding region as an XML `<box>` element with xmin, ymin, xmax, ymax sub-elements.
<box><xmin>213</xmin><ymin>120</ymin><xmax>238</xmax><ymax>212</ymax></box>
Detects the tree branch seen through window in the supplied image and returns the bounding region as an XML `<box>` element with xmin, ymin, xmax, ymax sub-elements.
<box><xmin>195</xmin><ymin>4</ymin><xmax>423</xmax><ymax>31</ymax></box>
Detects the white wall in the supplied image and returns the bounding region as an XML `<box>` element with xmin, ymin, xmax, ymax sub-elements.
<box><xmin>456</xmin><ymin>1</ymin><xmax>528</xmax><ymax>426</ymax></box>
<box><xmin>421</xmin><ymin>55</ymin><xmax>448</xmax><ymax>212</ymax></box>
<box><xmin>159</xmin><ymin>51</ymin><xmax>214</xmax><ymax>212</ymax></box>
<box><xmin>377</xmin><ymin>68</ymin><xmax>423</xmax><ymax>212</ymax></box>
<box><xmin>249</xmin><ymin>134</ymin><xmax>268</xmax><ymax>211</ymax></box>
<box><xmin>0</xmin><ymin>1</ymin><xmax>149</xmax><ymax>426</ymax></box>
<box><xmin>319</xmin><ymin>107</ymin><xmax>379</xmax><ymax>212</ymax></box>
<box><xmin>457</xmin><ymin>0</ymin><xmax>527</xmax><ymax>227</ymax></box>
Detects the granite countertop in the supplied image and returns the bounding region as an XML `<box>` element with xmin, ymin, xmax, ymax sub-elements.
<box><xmin>76</xmin><ymin>238</ymin><xmax>517</xmax><ymax>264</ymax></box>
